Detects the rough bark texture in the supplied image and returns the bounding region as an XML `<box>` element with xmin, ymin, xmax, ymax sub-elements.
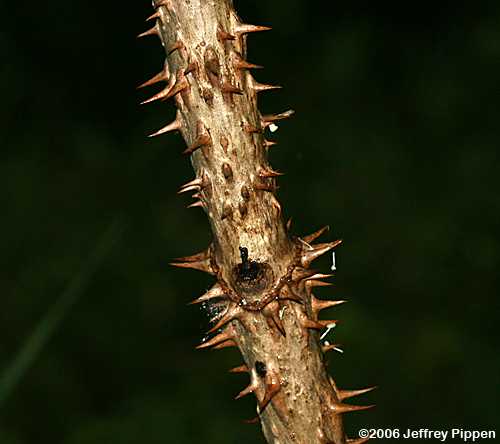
<box><xmin>138</xmin><ymin>1</ymin><xmax>373</xmax><ymax>443</ymax></box>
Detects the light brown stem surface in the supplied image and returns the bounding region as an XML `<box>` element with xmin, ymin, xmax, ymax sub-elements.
<box><xmin>139</xmin><ymin>1</ymin><xmax>372</xmax><ymax>443</ymax></box>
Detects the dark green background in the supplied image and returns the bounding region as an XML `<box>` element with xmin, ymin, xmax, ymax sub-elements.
<box><xmin>1</xmin><ymin>1</ymin><xmax>498</xmax><ymax>443</ymax></box>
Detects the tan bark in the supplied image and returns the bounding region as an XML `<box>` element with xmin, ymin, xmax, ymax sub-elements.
<box><xmin>138</xmin><ymin>1</ymin><xmax>373</xmax><ymax>443</ymax></box>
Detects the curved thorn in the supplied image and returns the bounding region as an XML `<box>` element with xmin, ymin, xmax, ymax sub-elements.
<box><xmin>302</xmin><ymin>225</ymin><xmax>330</xmax><ymax>243</ymax></box>
<box><xmin>301</xmin><ymin>240</ymin><xmax>342</xmax><ymax>268</ymax></box>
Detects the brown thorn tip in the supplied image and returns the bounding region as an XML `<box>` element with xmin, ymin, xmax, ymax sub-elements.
<box><xmin>196</xmin><ymin>330</ymin><xmax>233</xmax><ymax>350</ymax></box>
<box><xmin>137</xmin><ymin>70</ymin><xmax>167</xmax><ymax>89</ymax></box>
<box><xmin>212</xmin><ymin>339</ymin><xmax>237</xmax><ymax>350</ymax></box>
<box><xmin>235</xmin><ymin>59</ymin><xmax>263</xmax><ymax>70</ymax></box>
<box><xmin>338</xmin><ymin>386</ymin><xmax>378</xmax><ymax>401</ymax></box>
<box><xmin>207</xmin><ymin>305</ymin><xmax>240</xmax><ymax>333</ymax></box>
<box><xmin>311</xmin><ymin>298</ymin><xmax>347</xmax><ymax>315</ymax></box>
<box><xmin>302</xmin><ymin>225</ymin><xmax>330</xmax><ymax>243</ymax></box>
<box><xmin>137</xmin><ymin>25</ymin><xmax>158</xmax><ymax>39</ymax></box>
<box><xmin>175</xmin><ymin>247</ymin><xmax>209</xmax><ymax>263</ymax></box>
<box><xmin>146</xmin><ymin>11</ymin><xmax>160</xmax><ymax>21</ymax></box>
<box><xmin>301</xmin><ymin>241</ymin><xmax>342</xmax><ymax>268</ymax></box>
<box><xmin>170</xmin><ymin>259</ymin><xmax>212</xmax><ymax>274</ymax></box>
<box><xmin>229</xmin><ymin>365</ymin><xmax>249</xmax><ymax>373</ymax></box>
<box><xmin>332</xmin><ymin>403</ymin><xmax>375</xmax><ymax>414</ymax></box>
<box><xmin>252</xmin><ymin>82</ymin><xmax>282</xmax><ymax>93</ymax></box>
<box><xmin>148</xmin><ymin>118</ymin><xmax>181</xmax><ymax>137</ymax></box>
<box><xmin>235</xmin><ymin>24</ymin><xmax>272</xmax><ymax>35</ymax></box>
<box><xmin>188</xmin><ymin>283</ymin><xmax>224</xmax><ymax>305</ymax></box>
<box><xmin>187</xmin><ymin>200</ymin><xmax>204</xmax><ymax>209</ymax></box>
<box><xmin>164</xmin><ymin>77</ymin><xmax>188</xmax><ymax>100</ymax></box>
<box><xmin>262</xmin><ymin>109</ymin><xmax>295</xmax><ymax>124</ymax></box>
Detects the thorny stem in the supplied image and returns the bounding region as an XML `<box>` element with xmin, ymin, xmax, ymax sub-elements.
<box><xmin>138</xmin><ymin>1</ymin><xmax>373</xmax><ymax>443</ymax></box>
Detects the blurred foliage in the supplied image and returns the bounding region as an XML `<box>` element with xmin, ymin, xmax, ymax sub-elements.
<box><xmin>1</xmin><ymin>1</ymin><xmax>499</xmax><ymax>443</ymax></box>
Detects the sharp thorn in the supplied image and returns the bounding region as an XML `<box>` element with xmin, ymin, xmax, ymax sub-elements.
<box><xmin>252</xmin><ymin>82</ymin><xmax>282</xmax><ymax>93</ymax></box>
<box><xmin>137</xmin><ymin>69</ymin><xmax>168</xmax><ymax>89</ymax></box>
<box><xmin>196</xmin><ymin>329</ymin><xmax>234</xmax><ymax>350</ymax></box>
<box><xmin>188</xmin><ymin>283</ymin><xmax>224</xmax><ymax>305</ymax></box>
<box><xmin>187</xmin><ymin>200</ymin><xmax>204</xmax><ymax>209</ymax></box>
<box><xmin>148</xmin><ymin>116</ymin><xmax>181</xmax><ymax>137</ymax></box>
<box><xmin>305</xmin><ymin>279</ymin><xmax>333</xmax><ymax>289</ymax></box>
<box><xmin>235</xmin><ymin>24</ymin><xmax>272</xmax><ymax>35</ymax></box>
<box><xmin>302</xmin><ymin>226</ymin><xmax>330</xmax><ymax>243</ymax></box>
<box><xmin>331</xmin><ymin>403</ymin><xmax>375</xmax><ymax>414</ymax></box>
<box><xmin>146</xmin><ymin>11</ymin><xmax>160</xmax><ymax>22</ymax></box>
<box><xmin>311</xmin><ymin>298</ymin><xmax>347</xmax><ymax>316</ymax></box>
<box><xmin>212</xmin><ymin>339</ymin><xmax>237</xmax><ymax>349</ymax></box>
<box><xmin>234</xmin><ymin>56</ymin><xmax>263</xmax><ymax>70</ymax></box>
<box><xmin>301</xmin><ymin>240</ymin><xmax>342</xmax><ymax>268</ymax></box>
<box><xmin>137</xmin><ymin>25</ymin><xmax>159</xmax><ymax>39</ymax></box>
<box><xmin>261</xmin><ymin>109</ymin><xmax>295</xmax><ymax>127</ymax></box>
<box><xmin>338</xmin><ymin>386</ymin><xmax>377</xmax><ymax>401</ymax></box>
<box><xmin>177</xmin><ymin>184</ymin><xmax>200</xmax><ymax>194</ymax></box>
<box><xmin>207</xmin><ymin>305</ymin><xmax>241</xmax><ymax>333</ymax></box>
<box><xmin>170</xmin><ymin>258</ymin><xmax>212</xmax><ymax>274</ymax></box>
<box><xmin>175</xmin><ymin>246</ymin><xmax>209</xmax><ymax>263</ymax></box>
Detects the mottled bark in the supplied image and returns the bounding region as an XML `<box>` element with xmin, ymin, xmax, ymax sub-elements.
<box><xmin>138</xmin><ymin>1</ymin><xmax>373</xmax><ymax>443</ymax></box>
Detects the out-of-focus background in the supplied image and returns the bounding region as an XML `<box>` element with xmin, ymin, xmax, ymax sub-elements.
<box><xmin>1</xmin><ymin>1</ymin><xmax>499</xmax><ymax>443</ymax></box>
